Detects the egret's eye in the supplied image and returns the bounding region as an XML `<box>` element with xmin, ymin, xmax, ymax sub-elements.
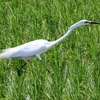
<box><xmin>85</xmin><ymin>21</ymin><xmax>89</xmax><ymax>23</ymax></box>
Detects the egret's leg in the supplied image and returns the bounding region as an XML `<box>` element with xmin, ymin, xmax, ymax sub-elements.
<box><xmin>17</xmin><ymin>62</ymin><xmax>27</xmax><ymax>76</ymax></box>
<box><xmin>20</xmin><ymin>62</ymin><xmax>27</xmax><ymax>70</ymax></box>
<box><xmin>40</xmin><ymin>60</ymin><xmax>46</xmax><ymax>66</ymax></box>
<box><xmin>40</xmin><ymin>60</ymin><xmax>51</xmax><ymax>73</ymax></box>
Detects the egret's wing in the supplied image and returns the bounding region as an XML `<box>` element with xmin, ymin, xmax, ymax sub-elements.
<box><xmin>9</xmin><ymin>41</ymin><xmax>46</xmax><ymax>57</ymax></box>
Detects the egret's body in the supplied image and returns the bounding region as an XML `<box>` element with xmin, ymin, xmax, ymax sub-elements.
<box><xmin>3</xmin><ymin>39</ymin><xmax>52</xmax><ymax>60</ymax></box>
<box><xmin>0</xmin><ymin>20</ymin><xmax>100</xmax><ymax>60</ymax></box>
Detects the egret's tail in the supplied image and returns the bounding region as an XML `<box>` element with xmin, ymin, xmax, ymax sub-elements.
<box><xmin>0</xmin><ymin>48</ymin><xmax>12</xmax><ymax>59</ymax></box>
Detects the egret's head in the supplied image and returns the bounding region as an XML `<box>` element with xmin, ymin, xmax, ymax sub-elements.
<box><xmin>79</xmin><ymin>20</ymin><xmax>100</xmax><ymax>25</ymax></box>
<box><xmin>69</xmin><ymin>20</ymin><xmax>100</xmax><ymax>30</ymax></box>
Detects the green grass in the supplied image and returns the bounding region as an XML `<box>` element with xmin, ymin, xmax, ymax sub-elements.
<box><xmin>0</xmin><ymin>0</ymin><xmax>100</xmax><ymax>99</ymax></box>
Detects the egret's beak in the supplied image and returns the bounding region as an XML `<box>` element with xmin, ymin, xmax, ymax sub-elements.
<box><xmin>86</xmin><ymin>21</ymin><xmax>100</xmax><ymax>24</ymax></box>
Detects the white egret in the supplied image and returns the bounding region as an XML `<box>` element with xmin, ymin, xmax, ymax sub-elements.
<box><xmin>0</xmin><ymin>20</ymin><xmax>100</xmax><ymax>61</ymax></box>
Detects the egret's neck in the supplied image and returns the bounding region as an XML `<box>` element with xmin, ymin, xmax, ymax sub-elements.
<box><xmin>69</xmin><ymin>22</ymin><xmax>82</xmax><ymax>30</ymax></box>
<box><xmin>49</xmin><ymin>22</ymin><xmax>81</xmax><ymax>48</ymax></box>
<box><xmin>49</xmin><ymin>29</ymin><xmax>72</xmax><ymax>48</ymax></box>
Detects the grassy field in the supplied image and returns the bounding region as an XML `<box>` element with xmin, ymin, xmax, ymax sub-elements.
<box><xmin>0</xmin><ymin>0</ymin><xmax>100</xmax><ymax>100</ymax></box>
